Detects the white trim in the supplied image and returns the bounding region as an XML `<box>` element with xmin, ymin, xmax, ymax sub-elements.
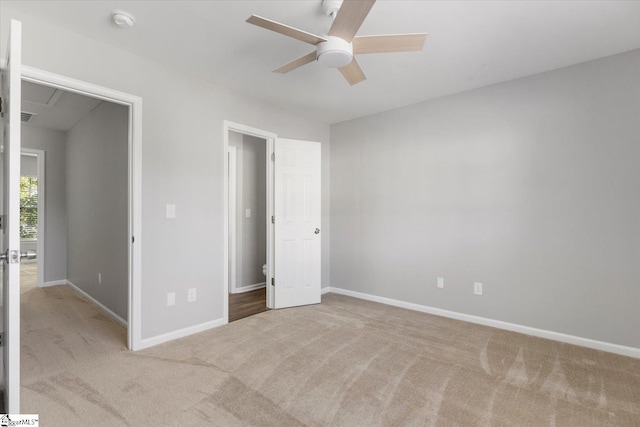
<box><xmin>129</xmin><ymin>85</ymin><xmax>143</xmax><ymax>351</ymax></box>
<box><xmin>266</xmin><ymin>136</ymin><xmax>274</xmax><ymax>310</ymax></box>
<box><xmin>42</xmin><ymin>279</ymin><xmax>67</xmax><ymax>287</ymax></box>
<box><xmin>228</xmin><ymin>146</ymin><xmax>237</xmax><ymax>293</ymax></box>
<box><xmin>232</xmin><ymin>282</ymin><xmax>266</xmax><ymax>294</ymax></box>
<box><xmin>21</xmin><ymin>148</ymin><xmax>45</xmax><ymax>288</ymax></box>
<box><xmin>223</xmin><ymin>121</ymin><xmax>277</xmax><ymax>325</ymax></box>
<box><xmin>2</xmin><ymin>20</ymin><xmax>22</xmax><ymax>414</ymax></box>
<box><xmin>137</xmin><ymin>318</ymin><xmax>226</xmax><ymax>350</ymax></box>
<box><xmin>326</xmin><ymin>287</ymin><xmax>640</xmax><ymax>359</ymax></box>
<box><xmin>67</xmin><ymin>280</ymin><xmax>127</xmax><ymax>328</ymax></box>
<box><xmin>4</xmin><ymin>64</ymin><xmax>145</xmax><ymax>351</ymax></box>
<box><xmin>321</xmin><ymin>287</ymin><xmax>331</xmax><ymax>295</ymax></box>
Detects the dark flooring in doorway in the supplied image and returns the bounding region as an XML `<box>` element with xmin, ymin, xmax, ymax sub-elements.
<box><xmin>229</xmin><ymin>287</ymin><xmax>267</xmax><ymax>322</ymax></box>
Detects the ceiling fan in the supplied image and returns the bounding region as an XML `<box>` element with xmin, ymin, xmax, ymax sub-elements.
<box><xmin>246</xmin><ymin>0</ymin><xmax>427</xmax><ymax>85</ymax></box>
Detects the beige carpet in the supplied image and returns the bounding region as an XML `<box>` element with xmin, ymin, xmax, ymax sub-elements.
<box><xmin>18</xmin><ymin>279</ymin><xmax>640</xmax><ymax>426</ymax></box>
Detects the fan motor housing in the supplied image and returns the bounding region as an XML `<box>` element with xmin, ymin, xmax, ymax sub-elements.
<box><xmin>322</xmin><ymin>0</ymin><xmax>343</xmax><ymax>17</ymax></box>
<box><xmin>316</xmin><ymin>36</ymin><xmax>353</xmax><ymax>68</ymax></box>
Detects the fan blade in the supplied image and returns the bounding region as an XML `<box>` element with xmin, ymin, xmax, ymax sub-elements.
<box><xmin>339</xmin><ymin>58</ymin><xmax>367</xmax><ymax>85</ymax></box>
<box><xmin>247</xmin><ymin>15</ymin><xmax>327</xmax><ymax>45</ymax></box>
<box><xmin>353</xmin><ymin>33</ymin><xmax>427</xmax><ymax>54</ymax></box>
<box><xmin>274</xmin><ymin>51</ymin><xmax>317</xmax><ymax>73</ymax></box>
<box><xmin>329</xmin><ymin>0</ymin><xmax>376</xmax><ymax>42</ymax></box>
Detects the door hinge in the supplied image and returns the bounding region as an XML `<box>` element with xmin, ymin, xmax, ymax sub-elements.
<box><xmin>0</xmin><ymin>215</ymin><xmax>4</xmax><ymax>230</ymax></box>
<box><xmin>132</xmin><ymin>236</ymin><xmax>135</xmax><ymax>244</ymax></box>
<box><xmin>271</xmin><ymin>152</ymin><xmax>275</xmax><ymax>162</ymax></box>
<box><xmin>0</xmin><ymin>96</ymin><xmax>4</xmax><ymax>115</ymax></box>
<box><xmin>271</xmin><ymin>277</ymin><xmax>275</xmax><ymax>286</ymax></box>
<box><xmin>271</xmin><ymin>215</ymin><xmax>275</xmax><ymax>224</ymax></box>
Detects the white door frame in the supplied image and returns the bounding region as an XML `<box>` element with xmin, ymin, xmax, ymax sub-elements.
<box><xmin>227</xmin><ymin>145</ymin><xmax>237</xmax><ymax>293</ymax></box>
<box><xmin>20</xmin><ymin>148</ymin><xmax>45</xmax><ymax>288</ymax></box>
<box><xmin>0</xmin><ymin>62</ymin><xmax>144</xmax><ymax>350</ymax></box>
<box><xmin>223</xmin><ymin>121</ymin><xmax>276</xmax><ymax>321</ymax></box>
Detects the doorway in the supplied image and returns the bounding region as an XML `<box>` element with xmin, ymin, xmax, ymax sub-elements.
<box><xmin>227</xmin><ymin>130</ymin><xmax>270</xmax><ymax>322</ymax></box>
<box><xmin>10</xmin><ymin>65</ymin><xmax>143</xmax><ymax>350</ymax></box>
<box><xmin>224</xmin><ymin>122</ymin><xmax>276</xmax><ymax>323</ymax></box>
<box><xmin>223</xmin><ymin>122</ymin><xmax>323</xmax><ymax>321</ymax></box>
<box><xmin>16</xmin><ymin>78</ymin><xmax>130</xmax><ymax>328</ymax></box>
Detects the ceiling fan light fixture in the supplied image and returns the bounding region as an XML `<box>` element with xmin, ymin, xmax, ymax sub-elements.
<box><xmin>316</xmin><ymin>36</ymin><xmax>353</xmax><ymax>68</ymax></box>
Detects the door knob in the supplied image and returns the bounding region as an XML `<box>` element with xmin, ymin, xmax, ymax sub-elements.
<box><xmin>0</xmin><ymin>249</ymin><xmax>19</xmax><ymax>264</ymax></box>
<box><xmin>21</xmin><ymin>250</ymin><xmax>37</xmax><ymax>261</ymax></box>
<box><xmin>0</xmin><ymin>249</ymin><xmax>37</xmax><ymax>263</ymax></box>
<box><xmin>314</xmin><ymin>228</ymin><xmax>320</xmax><ymax>234</ymax></box>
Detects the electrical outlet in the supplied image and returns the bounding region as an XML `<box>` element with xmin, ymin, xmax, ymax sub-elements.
<box><xmin>98</xmin><ymin>273</ymin><xmax>102</xmax><ymax>284</ymax></box>
<box><xmin>474</xmin><ymin>282</ymin><xmax>483</xmax><ymax>296</ymax></box>
<box><xmin>245</xmin><ymin>208</ymin><xmax>251</xmax><ymax>218</ymax></box>
<box><xmin>188</xmin><ymin>288</ymin><xmax>196</xmax><ymax>302</ymax></box>
<box><xmin>167</xmin><ymin>292</ymin><xmax>176</xmax><ymax>306</ymax></box>
<box><xmin>437</xmin><ymin>277</ymin><xmax>444</xmax><ymax>289</ymax></box>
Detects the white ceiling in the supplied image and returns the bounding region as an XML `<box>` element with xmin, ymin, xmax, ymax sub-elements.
<box><xmin>5</xmin><ymin>1</ymin><xmax>640</xmax><ymax>124</ymax></box>
<box><xmin>21</xmin><ymin>80</ymin><xmax>102</xmax><ymax>131</ymax></box>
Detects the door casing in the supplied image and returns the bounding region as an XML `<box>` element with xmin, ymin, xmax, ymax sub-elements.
<box><xmin>227</xmin><ymin>145</ymin><xmax>237</xmax><ymax>293</ymax></box>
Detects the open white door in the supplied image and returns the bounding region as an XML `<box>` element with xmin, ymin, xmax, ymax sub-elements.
<box><xmin>273</xmin><ymin>138</ymin><xmax>321</xmax><ymax>309</ymax></box>
<box><xmin>1</xmin><ymin>19</ymin><xmax>22</xmax><ymax>413</ymax></box>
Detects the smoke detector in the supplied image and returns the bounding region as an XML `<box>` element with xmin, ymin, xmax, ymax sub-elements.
<box><xmin>111</xmin><ymin>10</ymin><xmax>136</xmax><ymax>28</ymax></box>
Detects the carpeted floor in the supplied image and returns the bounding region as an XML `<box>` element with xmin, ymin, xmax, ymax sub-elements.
<box><xmin>17</xmin><ymin>275</ymin><xmax>640</xmax><ymax>426</ymax></box>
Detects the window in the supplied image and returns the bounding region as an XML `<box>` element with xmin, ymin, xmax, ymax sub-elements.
<box><xmin>20</xmin><ymin>176</ymin><xmax>38</xmax><ymax>240</ymax></box>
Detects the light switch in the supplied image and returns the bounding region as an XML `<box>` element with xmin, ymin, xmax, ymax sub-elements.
<box><xmin>166</xmin><ymin>204</ymin><xmax>176</xmax><ymax>219</ymax></box>
<box><xmin>245</xmin><ymin>208</ymin><xmax>251</xmax><ymax>218</ymax></box>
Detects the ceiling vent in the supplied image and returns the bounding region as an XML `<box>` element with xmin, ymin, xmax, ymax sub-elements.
<box><xmin>21</xmin><ymin>112</ymin><xmax>36</xmax><ymax>123</ymax></box>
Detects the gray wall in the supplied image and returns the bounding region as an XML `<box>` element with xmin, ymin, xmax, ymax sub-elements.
<box><xmin>1</xmin><ymin>6</ymin><xmax>331</xmax><ymax>339</ymax></box>
<box><xmin>66</xmin><ymin>101</ymin><xmax>129</xmax><ymax>321</ymax></box>
<box><xmin>21</xmin><ymin>154</ymin><xmax>37</xmax><ymax>177</ymax></box>
<box><xmin>331</xmin><ymin>49</ymin><xmax>640</xmax><ymax>348</ymax></box>
<box><xmin>241</xmin><ymin>135</ymin><xmax>267</xmax><ymax>287</ymax></box>
<box><xmin>229</xmin><ymin>131</ymin><xmax>243</xmax><ymax>291</ymax></box>
<box><xmin>22</xmin><ymin>125</ymin><xmax>67</xmax><ymax>282</ymax></box>
<box><xmin>237</xmin><ymin>135</ymin><xmax>267</xmax><ymax>287</ymax></box>
<box><xmin>229</xmin><ymin>133</ymin><xmax>267</xmax><ymax>290</ymax></box>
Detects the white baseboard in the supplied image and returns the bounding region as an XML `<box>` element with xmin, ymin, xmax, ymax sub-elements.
<box><xmin>321</xmin><ymin>287</ymin><xmax>331</xmax><ymax>295</ymax></box>
<box><xmin>326</xmin><ymin>286</ymin><xmax>640</xmax><ymax>359</ymax></box>
<box><xmin>138</xmin><ymin>318</ymin><xmax>226</xmax><ymax>350</ymax></box>
<box><xmin>42</xmin><ymin>279</ymin><xmax>68</xmax><ymax>288</ymax></box>
<box><xmin>231</xmin><ymin>282</ymin><xmax>266</xmax><ymax>294</ymax></box>
<box><xmin>67</xmin><ymin>280</ymin><xmax>127</xmax><ymax>328</ymax></box>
